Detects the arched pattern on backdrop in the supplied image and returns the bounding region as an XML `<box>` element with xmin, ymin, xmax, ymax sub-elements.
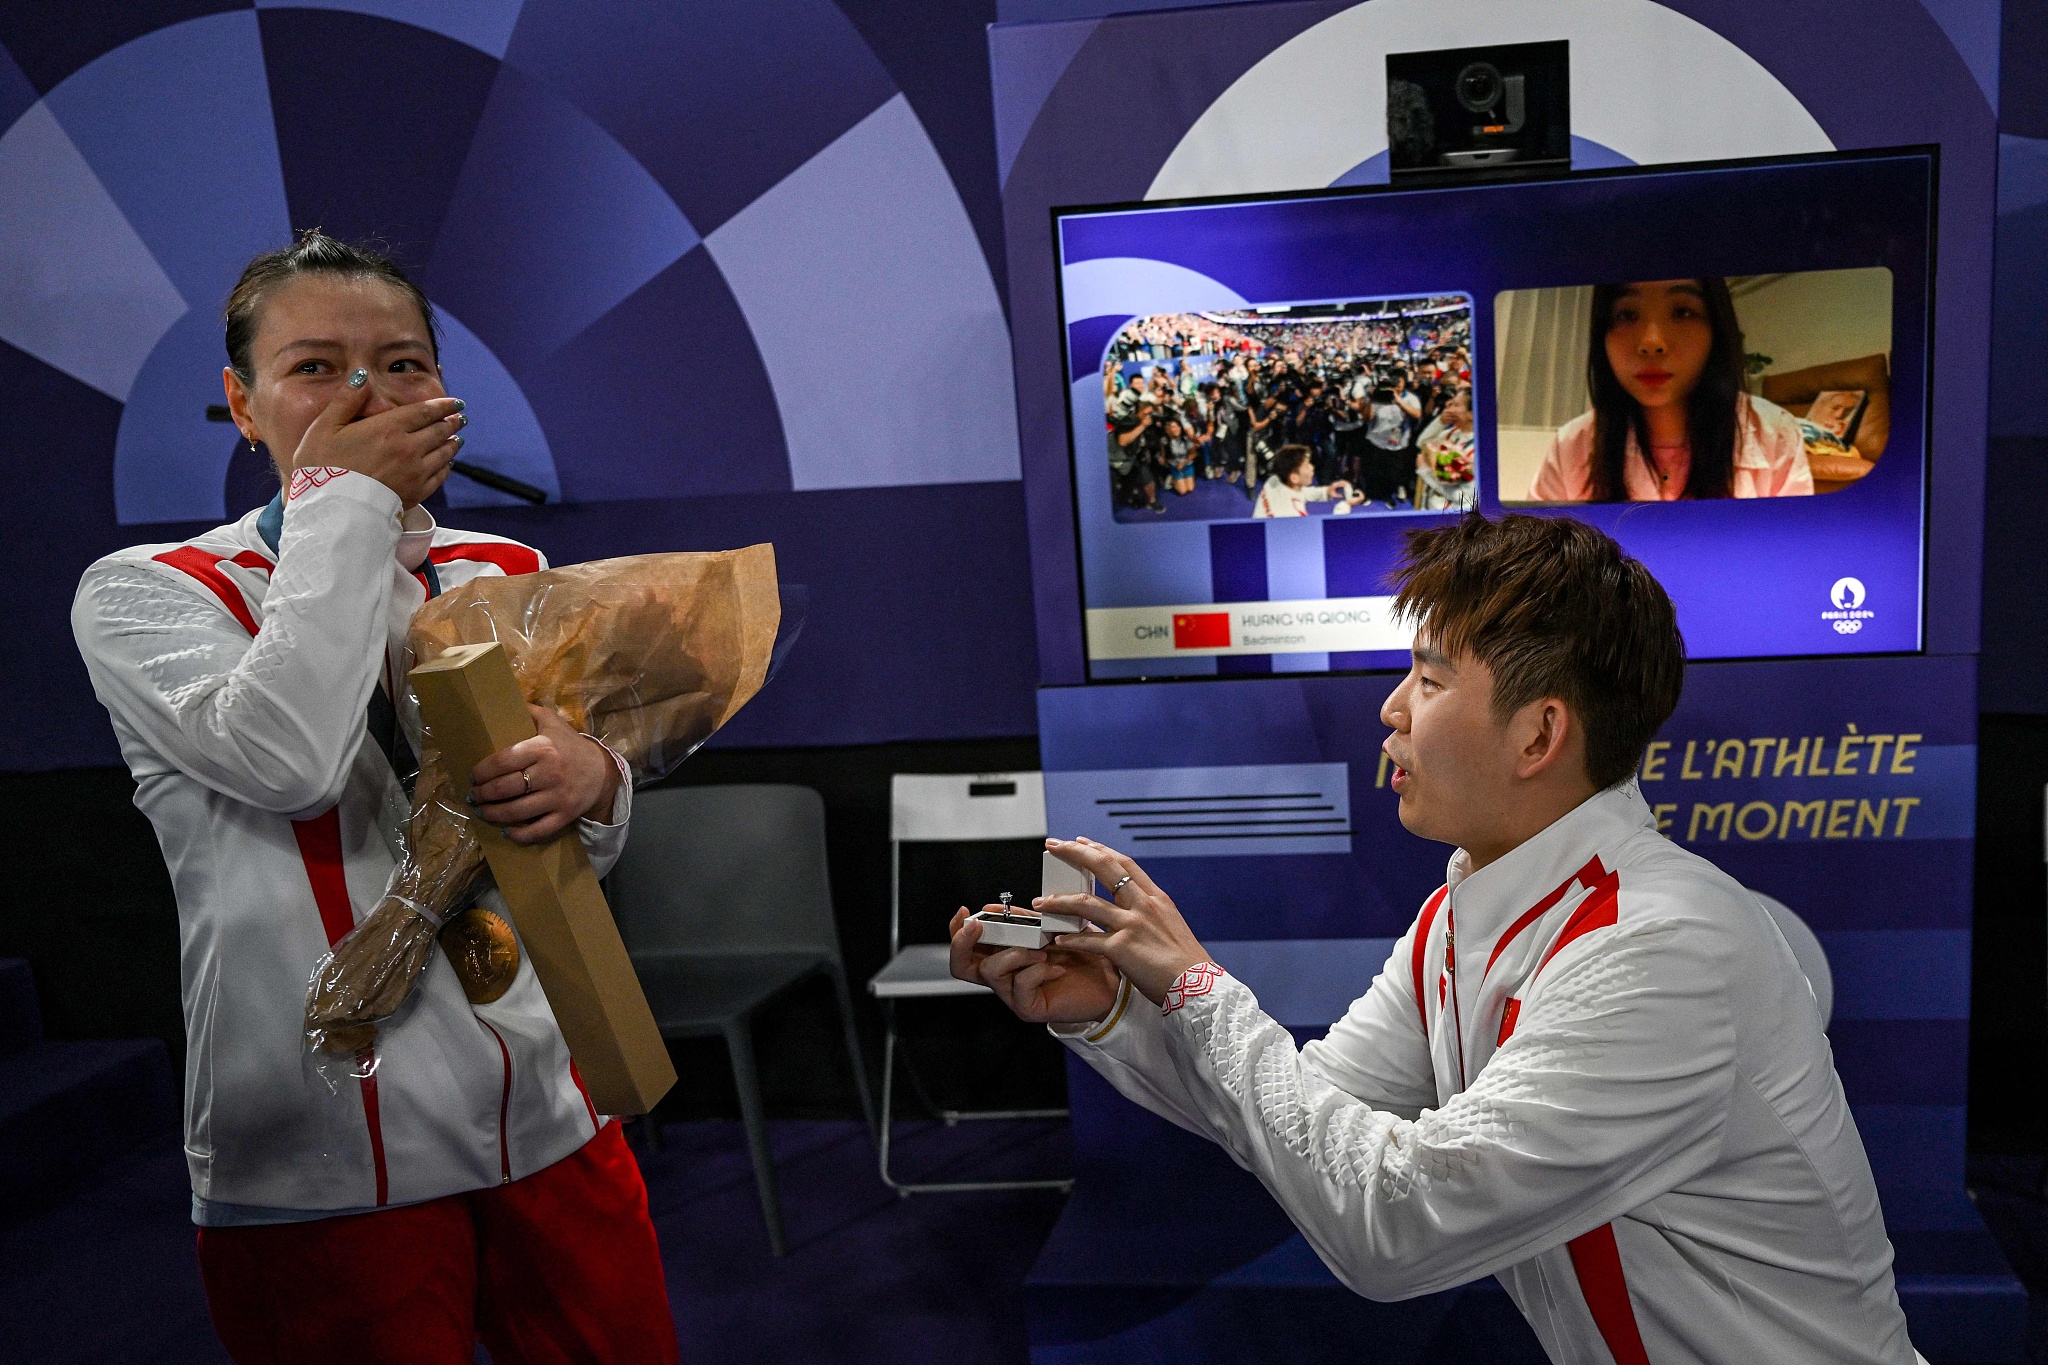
<box><xmin>995</xmin><ymin>0</ymin><xmax>1995</xmax><ymax>684</ymax></box>
<box><xmin>0</xmin><ymin>1</ymin><xmax>1018</xmax><ymax>524</ymax></box>
<box><xmin>1146</xmin><ymin>0</ymin><xmax>1832</xmax><ymax>196</ymax></box>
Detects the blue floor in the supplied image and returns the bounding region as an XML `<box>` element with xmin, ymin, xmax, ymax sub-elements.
<box><xmin>7</xmin><ymin>1121</ymin><xmax>2045</xmax><ymax>1363</ymax></box>
<box><xmin>1111</xmin><ymin>476</ymin><xmax>1257</xmax><ymax>523</ymax></box>
<box><xmin>1108</xmin><ymin>474</ymin><xmax>1430</xmax><ymax>524</ymax></box>
<box><xmin>0</xmin><ymin>1118</ymin><xmax>1071</xmax><ymax>1364</ymax></box>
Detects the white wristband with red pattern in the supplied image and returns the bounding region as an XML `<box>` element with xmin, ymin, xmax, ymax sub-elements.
<box><xmin>286</xmin><ymin>466</ymin><xmax>352</xmax><ymax>500</ymax></box>
<box><xmin>1162</xmin><ymin>961</ymin><xmax>1227</xmax><ymax>1016</ymax></box>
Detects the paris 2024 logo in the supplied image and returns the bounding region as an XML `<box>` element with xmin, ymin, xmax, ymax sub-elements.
<box><xmin>1823</xmin><ymin>577</ymin><xmax>1872</xmax><ymax>634</ymax></box>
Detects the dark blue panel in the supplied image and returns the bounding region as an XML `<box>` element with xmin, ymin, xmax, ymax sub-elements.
<box><xmin>0</xmin><ymin>338</ymin><xmax>147</xmax><ymax>771</ymax></box>
<box><xmin>0</xmin><ymin>2</ymin><xmax>246</xmax><ymax>94</ymax></box>
<box><xmin>0</xmin><ymin>42</ymin><xmax>36</xmax><ymax>130</ymax></box>
<box><xmin>1980</xmin><ymin>434</ymin><xmax>2048</xmax><ymax>713</ymax></box>
<box><xmin>1324</xmin><ymin>514</ymin><xmax>1415</xmax><ymax>673</ymax></box>
<box><xmin>445</xmin><ymin>480</ymin><xmax>1040</xmax><ymax>748</ymax></box>
<box><xmin>832</xmin><ymin>0</ymin><xmax>1007</xmax><ymax>301</ymax></box>
<box><xmin>1828</xmin><ymin>1019</ymin><xmax>1969</xmax><ymax>1105</ymax></box>
<box><xmin>1669</xmin><ymin>839</ymin><xmax>1974</xmax><ymax>933</ymax></box>
<box><xmin>1321</xmin><ymin>513</ymin><xmax>1400</xmax><ymax>597</ymax></box>
<box><xmin>258</xmin><ymin>9</ymin><xmax>499</xmax><ymax>263</ymax></box>
<box><xmin>1060</xmin><ymin>159</ymin><xmax>1933</xmax><ymax>289</ymax></box>
<box><xmin>500</xmin><ymin>0</ymin><xmax>896</xmax><ymax>235</ymax></box>
<box><xmin>514</xmin><ymin>247</ymin><xmax>789</xmax><ymax>501</ymax></box>
<box><xmin>1209</xmin><ymin>522</ymin><xmax>1270</xmax><ymax>674</ymax></box>
<box><xmin>1207</xmin><ymin>522</ymin><xmax>1264</xmax><ymax>603</ymax></box>
<box><xmin>2006</xmin><ymin>0</ymin><xmax>2048</xmax><ymax>138</ymax></box>
<box><xmin>419</xmin><ymin>62</ymin><xmax>698</xmax><ymax>376</ymax></box>
<box><xmin>1066</xmin><ymin>314</ymin><xmax>1127</xmax><ymax>383</ymax></box>
<box><xmin>1677</xmin><ymin>652</ymin><xmax>1976</xmax><ymax>747</ymax></box>
<box><xmin>1216</xmin><ymin>655</ymin><xmax>1273</xmax><ymax>677</ymax></box>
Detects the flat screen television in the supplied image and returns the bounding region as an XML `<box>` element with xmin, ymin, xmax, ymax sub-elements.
<box><xmin>1052</xmin><ymin>147</ymin><xmax>1934</xmax><ymax>680</ymax></box>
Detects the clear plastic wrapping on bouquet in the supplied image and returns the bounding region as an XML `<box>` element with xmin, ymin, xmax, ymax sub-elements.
<box><xmin>304</xmin><ymin>545</ymin><xmax>781</xmax><ymax>1079</ymax></box>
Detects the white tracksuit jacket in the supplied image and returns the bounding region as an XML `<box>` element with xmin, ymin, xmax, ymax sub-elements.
<box><xmin>1060</xmin><ymin>782</ymin><xmax>1916</xmax><ymax>1364</ymax></box>
<box><xmin>72</xmin><ymin>469</ymin><xmax>630</xmax><ymax>1217</ymax></box>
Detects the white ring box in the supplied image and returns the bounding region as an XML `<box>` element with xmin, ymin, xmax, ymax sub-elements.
<box><xmin>969</xmin><ymin>851</ymin><xmax>1092</xmax><ymax>949</ymax></box>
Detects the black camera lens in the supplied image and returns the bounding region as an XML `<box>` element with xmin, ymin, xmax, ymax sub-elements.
<box><xmin>1455</xmin><ymin>61</ymin><xmax>1502</xmax><ymax>113</ymax></box>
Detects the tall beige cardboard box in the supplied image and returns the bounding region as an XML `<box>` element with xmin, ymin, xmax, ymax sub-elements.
<box><xmin>412</xmin><ymin>641</ymin><xmax>677</xmax><ymax>1116</ymax></box>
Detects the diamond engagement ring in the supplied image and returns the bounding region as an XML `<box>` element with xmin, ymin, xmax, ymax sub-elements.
<box><xmin>521</xmin><ymin>769</ymin><xmax>533</xmax><ymax>795</ymax></box>
<box><xmin>1109</xmin><ymin>874</ymin><xmax>1134</xmax><ymax>897</ymax></box>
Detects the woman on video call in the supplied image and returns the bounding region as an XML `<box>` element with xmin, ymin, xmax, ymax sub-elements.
<box><xmin>1529</xmin><ymin>278</ymin><xmax>1813</xmax><ymax>502</ymax></box>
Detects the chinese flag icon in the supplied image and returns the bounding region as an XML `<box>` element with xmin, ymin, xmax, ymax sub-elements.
<box><xmin>1173</xmin><ymin>611</ymin><xmax>1231</xmax><ymax>649</ymax></box>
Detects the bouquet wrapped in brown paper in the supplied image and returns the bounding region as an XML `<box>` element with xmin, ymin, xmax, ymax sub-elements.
<box><xmin>303</xmin><ymin>544</ymin><xmax>781</xmax><ymax>1067</ymax></box>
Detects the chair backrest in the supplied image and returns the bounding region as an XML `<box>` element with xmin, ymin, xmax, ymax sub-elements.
<box><xmin>890</xmin><ymin>772</ymin><xmax>1046</xmax><ymax>843</ymax></box>
<box><xmin>610</xmin><ymin>785</ymin><xmax>840</xmax><ymax>958</ymax></box>
<box><xmin>887</xmin><ymin>773</ymin><xmax>1046</xmax><ymax>954</ymax></box>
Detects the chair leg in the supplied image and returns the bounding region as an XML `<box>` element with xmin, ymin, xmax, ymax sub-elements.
<box><xmin>874</xmin><ymin>999</ymin><xmax>1075</xmax><ymax>1197</ymax></box>
<box><xmin>724</xmin><ymin>1020</ymin><xmax>787</xmax><ymax>1257</ymax></box>
<box><xmin>878</xmin><ymin>1001</ymin><xmax>905</xmax><ymax>1194</ymax></box>
<box><xmin>828</xmin><ymin>962</ymin><xmax>877</xmax><ymax>1140</ymax></box>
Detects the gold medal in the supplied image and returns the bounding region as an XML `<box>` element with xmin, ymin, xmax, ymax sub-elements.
<box><xmin>439</xmin><ymin>906</ymin><xmax>521</xmax><ymax>1005</ymax></box>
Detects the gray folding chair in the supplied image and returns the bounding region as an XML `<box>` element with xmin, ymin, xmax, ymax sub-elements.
<box><xmin>867</xmin><ymin>771</ymin><xmax>1072</xmax><ymax>1195</ymax></box>
<box><xmin>609</xmin><ymin>784</ymin><xmax>875</xmax><ymax>1257</ymax></box>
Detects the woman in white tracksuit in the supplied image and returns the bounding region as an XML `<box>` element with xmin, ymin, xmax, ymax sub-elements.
<box><xmin>72</xmin><ymin>232</ymin><xmax>678</xmax><ymax>1364</ymax></box>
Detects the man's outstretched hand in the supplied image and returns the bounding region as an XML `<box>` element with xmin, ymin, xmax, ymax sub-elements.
<box><xmin>948</xmin><ymin>906</ymin><xmax>1122</xmax><ymax>1025</ymax></box>
<box><xmin>948</xmin><ymin>837</ymin><xmax>1216</xmax><ymax>1018</ymax></box>
<box><xmin>1036</xmin><ymin>838</ymin><xmax>1211</xmax><ymax>1006</ymax></box>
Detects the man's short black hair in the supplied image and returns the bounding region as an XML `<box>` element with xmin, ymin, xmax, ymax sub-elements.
<box><xmin>1391</xmin><ymin>514</ymin><xmax>1685</xmax><ymax>789</ymax></box>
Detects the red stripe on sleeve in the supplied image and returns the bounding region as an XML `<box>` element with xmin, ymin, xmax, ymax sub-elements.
<box><xmin>1410</xmin><ymin>886</ymin><xmax>1449</xmax><ymax>1038</ymax></box>
<box><xmin>152</xmin><ymin>547</ymin><xmax>261</xmax><ymax>636</ymax></box>
<box><xmin>429</xmin><ymin>542</ymin><xmax>541</xmax><ymax>576</ymax></box>
<box><xmin>1567</xmin><ymin>1223</ymin><xmax>1652</xmax><ymax>1365</ymax></box>
<box><xmin>1536</xmin><ymin>866</ymin><xmax>1622</xmax><ymax>976</ymax></box>
<box><xmin>1484</xmin><ymin>855</ymin><xmax>1608</xmax><ymax>979</ymax></box>
<box><xmin>1496</xmin><ymin>998</ymin><xmax>1521</xmax><ymax>1046</ymax></box>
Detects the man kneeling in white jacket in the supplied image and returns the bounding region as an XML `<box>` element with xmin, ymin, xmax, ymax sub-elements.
<box><xmin>950</xmin><ymin>513</ymin><xmax>1917</xmax><ymax>1364</ymax></box>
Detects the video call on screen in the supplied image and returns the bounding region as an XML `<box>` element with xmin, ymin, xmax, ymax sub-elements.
<box><xmin>1056</xmin><ymin>149</ymin><xmax>1933</xmax><ymax>677</ymax></box>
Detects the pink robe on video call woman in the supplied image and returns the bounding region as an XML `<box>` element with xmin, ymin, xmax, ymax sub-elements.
<box><xmin>1530</xmin><ymin>393</ymin><xmax>1814</xmax><ymax>502</ymax></box>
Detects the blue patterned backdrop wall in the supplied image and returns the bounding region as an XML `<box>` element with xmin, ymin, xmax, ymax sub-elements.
<box><xmin>0</xmin><ymin>0</ymin><xmax>1038</xmax><ymax>768</ymax></box>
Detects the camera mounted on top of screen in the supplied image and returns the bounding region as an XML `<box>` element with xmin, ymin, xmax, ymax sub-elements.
<box><xmin>1386</xmin><ymin>41</ymin><xmax>1570</xmax><ymax>185</ymax></box>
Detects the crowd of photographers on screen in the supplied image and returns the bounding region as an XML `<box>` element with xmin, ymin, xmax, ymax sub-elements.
<box><xmin>1102</xmin><ymin>311</ymin><xmax>1476</xmax><ymax>518</ymax></box>
<box><xmin>1103</xmin><ymin>278</ymin><xmax>1887</xmax><ymax>516</ymax></box>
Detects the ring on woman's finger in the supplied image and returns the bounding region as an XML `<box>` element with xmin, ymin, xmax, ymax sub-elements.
<box><xmin>1109</xmin><ymin>874</ymin><xmax>1134</xmax><ymax>898</ymax></box>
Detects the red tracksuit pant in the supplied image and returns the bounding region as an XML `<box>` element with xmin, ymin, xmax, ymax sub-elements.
<box><xmin>197</xmin><ymin>1122</ymin><xmax>679</xmax><ymax>1364</ymax></box>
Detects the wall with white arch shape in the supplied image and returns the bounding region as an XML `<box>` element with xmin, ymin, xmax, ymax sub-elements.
<box><xmin>1147</xmin><ymin>0</ymin><xmax>1832</xmax><ymax>200</ymax></box>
